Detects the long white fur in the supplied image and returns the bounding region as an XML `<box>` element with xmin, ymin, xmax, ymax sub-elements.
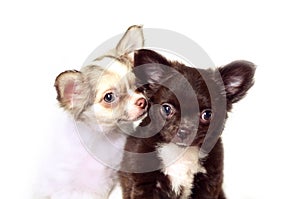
<box><xmin>34</xmin><ymin>25</ymin><xmax>144</xmax><ymax>199</ymax></box>
<box><xmin>34</xmin><ymin>112</ymin><xmax>123</xmax><ymax>199</ymax></box>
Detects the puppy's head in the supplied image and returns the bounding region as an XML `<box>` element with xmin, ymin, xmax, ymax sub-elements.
<box><xmin>133</xmin><ymin>49</ymin><xmax>255</xmax><ymax>147</ymax></box>
<box><xmin>55</xmin><ymin>25</ymin><xmax>147</xmax><ymax>127</ymax></box>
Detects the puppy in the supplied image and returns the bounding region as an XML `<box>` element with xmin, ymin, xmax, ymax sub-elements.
<box><xmin>34</xmin><ymin>26</ymin><xmax>147</xmax><ymax>199</ymax></box>
<box><xmin>119</xmin><ymin>49</ymin><xmax>255</xmax><ymax>199</ymax></box>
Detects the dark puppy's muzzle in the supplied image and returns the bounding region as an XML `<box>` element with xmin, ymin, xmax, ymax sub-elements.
<box><xmin>177</xmin><ymin>127</ymin><xmax>192</xmax><ymax>141</ymax></box>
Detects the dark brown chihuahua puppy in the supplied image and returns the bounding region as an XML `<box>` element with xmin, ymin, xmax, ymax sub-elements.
<box><xmin>119</xmin><ymin>49</ymin><xmax>255</xmax><ymax>199</ymax></box>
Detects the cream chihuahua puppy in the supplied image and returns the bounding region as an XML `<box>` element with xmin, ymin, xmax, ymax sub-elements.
<box><xmin>34</xmin><ymin>25</ymin><xmax>146</xmax><ymax>199</ymax></box>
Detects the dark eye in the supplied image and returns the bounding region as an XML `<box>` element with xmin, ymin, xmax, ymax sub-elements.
<box><xmin>104</xmin><ymin>92</ymin><xmax>115</xmax><ymax>103</ymax></box>
<box><xmin>200</xmin><ymin>109</ymin><xmax>212</xmax><ymax>123</ymax></box>
<box><xmin>161</xmin><ymin>103</ymin><xmax>174</xmax><ymax>118</ymax></box>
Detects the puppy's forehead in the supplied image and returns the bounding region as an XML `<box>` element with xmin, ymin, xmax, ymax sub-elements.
<box><xmin>106</xmin><ymin>60</ymin><xmax>131</xmax><ymax>77</ymax></box>
<box><xmin>85</xmin><ymin>58</ymin><xmax>132</xmax><ymax>77</ymax></box>
<box><xmin>97</xmin><ymin>72</ymin><xmax>122</xmax><ymax>87</ymax></box>
<box><xmin>96</xmin><ymin>71</ymin><xmax>133</xmax><ymax>90</ymax></box>
<box><xmin>83</xmin><ymin>58</ymin><xmax>134</xmax><ymax>85</ymax></box>
<box><xmin>160</xmin><ymin>68</ymin><xmax>211</xmax><ymax>108</ymax></box>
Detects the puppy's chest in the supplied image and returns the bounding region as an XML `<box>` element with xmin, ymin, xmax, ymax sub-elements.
<box><xmin>157</xmin><ymin>143</ymin><xmax>206</xmax><ymax>199</ymax></box>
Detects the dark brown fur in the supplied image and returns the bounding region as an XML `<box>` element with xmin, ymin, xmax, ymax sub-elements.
<box><xmin>119</xmin><ymin>49</ymin><xmax>255</xmax><ymax>199</ymax></box>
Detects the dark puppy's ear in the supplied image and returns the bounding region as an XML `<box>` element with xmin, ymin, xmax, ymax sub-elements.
<box><xmin>219</xmin><ymin>60</ymin><xmax>256</xmax><ymax>103</ymax></box>
<box><xmin>133</xmin><ymin>49</ymin><xmax>171</xmax><ymax>85</ymax></box>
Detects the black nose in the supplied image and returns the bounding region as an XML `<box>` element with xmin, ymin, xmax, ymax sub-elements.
<box><xmin>177</xmin><ymin>129</ymin><xmax>189</xmax><ymax>140</ymax></box>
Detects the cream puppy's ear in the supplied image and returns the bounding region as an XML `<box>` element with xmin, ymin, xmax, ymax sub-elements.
<box><xmin>54</xmin><ymin>70</ymin><xmax>85</xmax><ymax>111</ymax></box>
<box><xmin>93</xmin><ymin>25</ymin><xmax>144</xmax><ymax>62</ymax></box>
<box><xmin>92</xmin><ymin>25</ymin><xmax>144</xmax><ymax>63</ymax></box>
<box><xmin>115</xmin><ymin>25</ymin><xmax>144</xmax><ymax>55</ymax></box>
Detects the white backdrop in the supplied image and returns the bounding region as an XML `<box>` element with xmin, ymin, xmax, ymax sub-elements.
<box><xmin>1</xmin><ymin>0</ymin><xmax>299</xmax><ymax>198</ymax></box>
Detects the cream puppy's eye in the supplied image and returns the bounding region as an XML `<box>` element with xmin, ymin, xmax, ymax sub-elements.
<box><xmin>104</xmin><ymin>92</ymin><xmax>115</xmax><ymax>103</ymax></box>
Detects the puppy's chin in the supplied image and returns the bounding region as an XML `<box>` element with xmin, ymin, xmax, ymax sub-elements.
<box><xmin>172</xmin><ymin>140</ymin><xmax>194</xmax><ymax>148</ymax></box>
<box><xmin>119</xmin><ymin>110</ymin><xmax>147</xmax><ymax>123</ymax></box>
<box><xmin>129</xmin><ymin>110</ymin><xmax>148</xmax><ymax>122</ymax></box>
<box><xmin>174</xmin><ymin>142</ymin><xmax>189</xmax><ymax>148</ymax></box>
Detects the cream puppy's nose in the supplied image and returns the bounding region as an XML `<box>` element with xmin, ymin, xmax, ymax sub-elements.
<box><xmin>135</xmin><ymin>97</ymin><xmax>147</xmax><ymax>109</ymax></box>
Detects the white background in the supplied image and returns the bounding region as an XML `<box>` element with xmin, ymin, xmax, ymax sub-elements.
<box><xmin>1</xmin><ymin>0</ymin><xmax>299</xmax><ymax>198</ymax></box>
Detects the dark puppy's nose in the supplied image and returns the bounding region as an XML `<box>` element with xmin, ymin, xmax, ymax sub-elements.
<box><xmin>135</xmin><ymin>98</ymin><xmax>147</xmax><ymax>109</ymax></box>
<box><xmin>177</xmin><ymin>129</ymin><xmax>190</xmax><ymax>140</ymax></box>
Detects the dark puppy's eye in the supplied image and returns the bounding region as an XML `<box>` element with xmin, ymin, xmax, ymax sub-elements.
<box><xmin>104</xmin><ymin>92</ymin><xmax>115</xmax><ymax>103</ymax></box>
<box><xmin>161</xmin><ymin>103</ymin><xmax>174</xmax><ymax>118</ymax></box>
<box><xmin>200</xmin><ymin>109</ymin><xmax>212</xmax><ymax>123</ymax></box>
